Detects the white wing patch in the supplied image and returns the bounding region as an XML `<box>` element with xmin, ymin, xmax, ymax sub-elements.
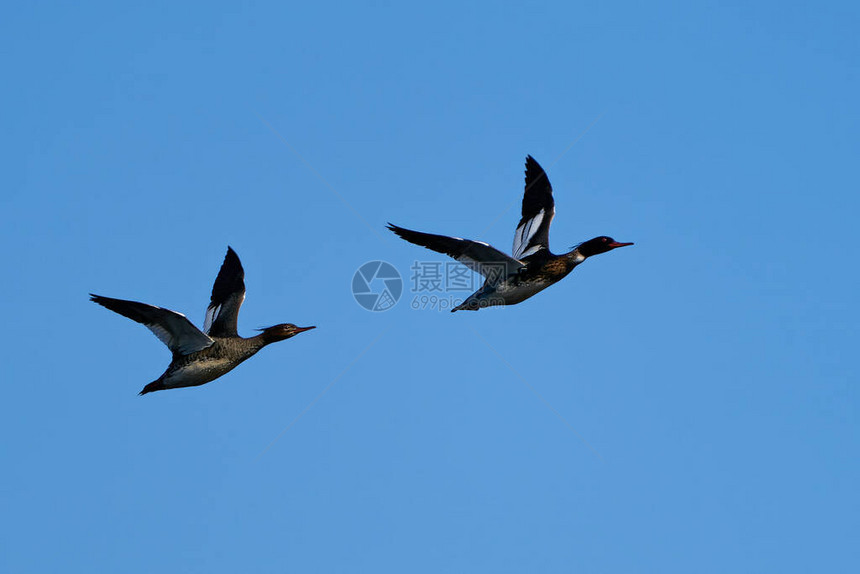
<box><xmin>518</xmin><ymin>245</ymin><xmax>543</xmax><ymax>258</ymax></box>
<box><xmin>513</xmin><ymin>208</ymin><xmax>546</xmax><ymax>259</ymax></box>
<box><xmin>204</xmin><ymin>304</ymin><xmax>221</xmax><ymax>333</ymax></box>
<box><xmin>145</xmin><ymin>311</ymin><xmax>214</xmax><ymax>355</ymax></box>
<box><xmin>147</xmin><ymin>323</ymin><xmax>177</xmax><ymax>350</ymax></box>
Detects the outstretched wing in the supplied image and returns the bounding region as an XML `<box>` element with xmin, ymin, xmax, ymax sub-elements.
<box><xmin>388</xmin><ymin>224</ymin><xmax>524</xmax><ymax>281</ymax></box>
<box><xmin>91</xmin><ymin>294</ymin><xmax>214</xmax><ymax>355</ymax></box>
<box><xmin>204</xmin><ymin>246</ymin><xmax>246</xmax><ymax>338</ymax></box>
<box><xmin>512</xmin><ymin>155</ymin><xmax>555</xmax><ymax>259</ymax></box>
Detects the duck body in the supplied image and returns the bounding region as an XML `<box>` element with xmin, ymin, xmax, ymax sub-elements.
<box><xmin>141</xmin><ymin>335</ymin><xmax>269</xmax><ymax>394</ymax></box>
<box><xmin>453</xmin><ymin>250</ymin><xmax>585</xmax><ymax>311</ymax></box>
<box><xmin>91</xmin><ymin>247</ymin><xmax>315</xmax><ymax>395</ymax></box>
<box><xmin>388</xmin><ymin>155</ymin><xmax>632</xmax><ymax>313</ymax></box>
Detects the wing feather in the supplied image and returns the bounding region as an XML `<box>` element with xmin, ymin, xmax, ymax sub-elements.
<box><xmin>387</xmin><ymin>224</ymin><xmax>523</xmax><ymax>282</ymax></box>
<box><xmin>512</xmin><ymin>156</ymin><xmax>555</xmax><ymax>259</ymax></box>
<box><xmin>90</xmin><ymin>294</ymin><xmax>214</xmax><ymax>355</ymax></box>
<box><xmin>204</xmin><ymin>247</ymin><xmax>246</xmax><ymax>337</ymax></box>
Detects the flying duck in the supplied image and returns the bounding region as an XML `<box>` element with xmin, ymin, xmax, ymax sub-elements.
<box><xmin>91</xmin><ymin>247</ymin><xmax>315</xmax><ymax>394</ymax></box>
<box><xmin>388</xmin><ymin>155</ymin><xmax>633</xmax><ymax>312</ymax></box>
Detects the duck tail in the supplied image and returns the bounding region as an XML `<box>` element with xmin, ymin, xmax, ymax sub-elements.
<box><xmin>139</xmin><ymin>378</ymin><xmax>165</xmax><ymax>396</ymax></box>
<box><xmin>451</xmin><ymin>300</ymin><xmax>479</xmax><ymax>312</ymax></box>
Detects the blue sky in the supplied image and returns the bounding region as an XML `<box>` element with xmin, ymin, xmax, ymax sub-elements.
<box><xmin>2</xmin><ymin>1</ymin><xmax>858</xmax><ymax>572</ymax></box>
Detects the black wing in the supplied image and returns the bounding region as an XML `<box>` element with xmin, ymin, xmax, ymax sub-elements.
<box><xmin>512</xmin><ymin>155</ymin><xmax>555</xmax><ymax>259</ymax></box>
<box><xmin>91</xmin><ymin>294</ymin><xmax>214</xmax><ymax>355</ymax></box>
<box><xmin>204</xmin><ymin>246</ymin><xmax>246</xmax><ymax>338</ymax></box>
<box><xmin>388</xmin><ymin>224</ymin><xmax>524</xmax><ymax>282</ymax></box>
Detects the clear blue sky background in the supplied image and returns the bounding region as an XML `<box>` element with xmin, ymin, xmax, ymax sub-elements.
<box><xmin>2</xmin><ymin>2</ymin><xmax>858</xmax><ymax>572</ymax></box>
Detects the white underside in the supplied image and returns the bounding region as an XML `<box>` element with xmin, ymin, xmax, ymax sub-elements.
<box><xmin>163</xmin><ymin>357</ymin><xmax>239</xmax><ymax>388</ymax></box>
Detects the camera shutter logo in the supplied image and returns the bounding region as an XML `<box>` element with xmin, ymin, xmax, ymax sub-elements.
<box><xmin>352</xmin><ymin>261</ymin><xmax>402</xmax><ymax>311</ymax></box>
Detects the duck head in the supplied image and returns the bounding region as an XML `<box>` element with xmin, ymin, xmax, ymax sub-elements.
<box><xmin>258</xmin><ymin>323</ymin><xmax>316</xmax><ymax>343</ymax></box>
<box><xmin>576</xmin><ymin>236</ymin><xmax>634</xmax><ymax>258</ymax></box>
